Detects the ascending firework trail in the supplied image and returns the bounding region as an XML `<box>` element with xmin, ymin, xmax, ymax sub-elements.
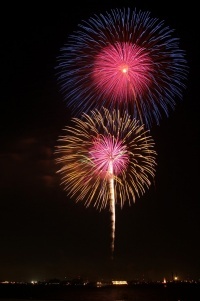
<box><xmin>55</xmin><ymin>108</ymin><xmax>157</xmax><ymax>257</ymax></box>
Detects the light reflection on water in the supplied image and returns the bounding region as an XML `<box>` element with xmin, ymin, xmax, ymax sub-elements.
<box><xmin>1</xmin><ymin>284</ymin><xmax>200</xmax><ymax>301</ymax></box>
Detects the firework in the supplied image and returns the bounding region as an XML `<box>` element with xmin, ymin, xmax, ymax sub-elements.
<box><xmin>55</xmin><ymin>108</ymin><xmax>157</xmax><ymax>256</ymax></box>
<box><xmin>56</xmin><ymin>7</ymin><xmax>188</xmax><ymax>128</ymax></box>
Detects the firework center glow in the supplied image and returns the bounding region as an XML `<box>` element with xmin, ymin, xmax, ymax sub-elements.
<box><xmin>121</xmin><ymin>64</ymin><xmax>129</xmax><ymax>74</ymax></box>
<box><xmin>92</xmin><ymin>42</ymin><xmax>153</xmax><ymax>101</ymax></box>
<box><xmin>89</xmin><ymin>135</ymin><xmax>129</xmax><ymax>179</ymax></box>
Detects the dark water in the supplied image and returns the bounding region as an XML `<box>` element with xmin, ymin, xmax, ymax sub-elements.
<box><xmin>0</xmin><ymin>283</ymin><xmax>200</xmax><ymax>301</ymax></box>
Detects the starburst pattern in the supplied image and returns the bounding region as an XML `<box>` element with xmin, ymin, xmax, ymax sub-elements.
<box><xmin>55</xmin><ymin>108</ymin><xmax>157</xmax><ymax>254</ymax></box>
<box><xmin>56</xmin><ymin>7</ymin><xmax>188</xmax><ymax>128</ymax></box>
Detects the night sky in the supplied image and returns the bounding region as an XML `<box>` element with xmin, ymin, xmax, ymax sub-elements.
<box><xmin>1</xmin><ymin>1</ymin><xmax>199</xmax><ymax>283</ymax></box>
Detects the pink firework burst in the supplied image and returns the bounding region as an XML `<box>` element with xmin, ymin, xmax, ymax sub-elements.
<box><xmin>92</xmin><ymin>43</ymin><xmax>153</xmax><ymax>101</ymax></box>
<box><xmin>56</xmin><ymin>7</ymin><xmax>188</xmax><ymax>128</ymax></box>
<box><xmin>89</xmin><ymin>135</ymin><xmax>129</xmax><ymax>179</ymax></box>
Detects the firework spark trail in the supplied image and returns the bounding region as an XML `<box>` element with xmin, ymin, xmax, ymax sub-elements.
<box><xmin>55</xmin><ymin>108</ymin><xmax>157</xmax><ymax>256</ymax></box>
<box><xmin>108</xmin><ymin>160</ymin><xmax>115</xmax><ymax>257</ymax></box>
<box><xmin>56</xmin><ymin>7</ymin><xmax>188</xmax><ymax>128</ymax></box>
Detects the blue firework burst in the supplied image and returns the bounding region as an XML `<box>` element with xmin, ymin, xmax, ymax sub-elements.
<box><xmin>56</xmin><ymin>7</ymin><xmax>188</xmax><ymax>128</ymax></box>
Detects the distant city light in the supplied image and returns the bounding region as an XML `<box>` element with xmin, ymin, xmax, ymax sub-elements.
<box><xmin>31</xmin><ymin>281</ymin><xmax>38</xmax><ymax>284</ymax></box>
<box><xmin>112</xmin><ymin>280</ymin><xmax>128</xmax><ymax>285</ymax></box>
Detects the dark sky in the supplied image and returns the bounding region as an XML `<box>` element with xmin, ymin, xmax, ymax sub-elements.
<box><xmin>1</xmin><ymin>1</ymin><xmax>199</xmax><ymax>283</ymax></box>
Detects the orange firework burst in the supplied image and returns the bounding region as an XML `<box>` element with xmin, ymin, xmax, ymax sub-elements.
<box><xmin>55</xmin><ymin>108</ymin><xmax>157</xmax><ymax>256</ymax></box>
